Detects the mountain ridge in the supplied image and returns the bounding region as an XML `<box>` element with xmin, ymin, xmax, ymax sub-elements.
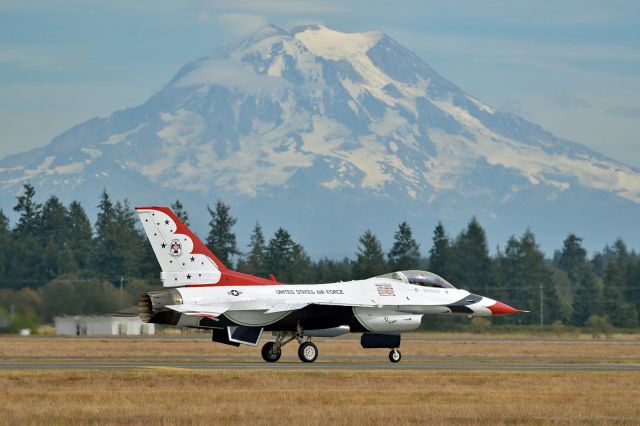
<box><xmin>1</xmin><ymin>24</ymin><xmax>639</xmax><ymax>256</ymax></box>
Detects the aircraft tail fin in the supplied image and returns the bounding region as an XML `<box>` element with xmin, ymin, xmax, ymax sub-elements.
<box><xmin>135</xmin><ymin>206</ymin><xmax>226</xmax><ymax>287</ymax></box>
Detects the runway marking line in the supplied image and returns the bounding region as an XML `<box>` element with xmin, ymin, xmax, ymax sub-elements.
<box><xmin>141</xmin><ymin>366</ymin><xmax>191</xmax><ymax>372</ymax></box>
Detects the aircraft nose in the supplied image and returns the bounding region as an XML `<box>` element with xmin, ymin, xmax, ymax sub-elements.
<box><xmin>487</xmin><ymin>301</ymin><xmax>525</xmax><ymax>315</ymax></box>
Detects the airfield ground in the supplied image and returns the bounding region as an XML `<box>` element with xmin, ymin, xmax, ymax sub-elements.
<box><xmin>1</xmin><ymin>333</ymin><xmax>639</xmax><ymax>424</ymax></box>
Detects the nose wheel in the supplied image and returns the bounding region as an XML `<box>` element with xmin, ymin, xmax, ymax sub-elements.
<box><xmin>389</xmin><ymin>349</ymin><xmax>401</xmax><ymax>363</ymax></box>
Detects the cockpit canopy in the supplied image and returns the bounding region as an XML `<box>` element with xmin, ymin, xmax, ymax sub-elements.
<box><xmin>376</xmin><ymin>270</ymin><xmax>456</xmax><ymax>289</ymax></box>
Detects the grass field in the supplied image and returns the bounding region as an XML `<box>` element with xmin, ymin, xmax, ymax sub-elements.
<box><xmin>2</xmin><ymin>370</ymin><xmax>639</xmax><ymax>425</ymax></box>
<box><xmin>2</xmin><ymin>333</ymin><xmax>639</xmax><ymax>425</ymax></box>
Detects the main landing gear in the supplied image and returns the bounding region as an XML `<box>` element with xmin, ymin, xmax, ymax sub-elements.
<box><xmin>261</xmin><ymin>327</ymin><xmax>319</xmax><ymax>363</ymax></box>
<box><xmin>298</xmin><ymin>341</ymin><xmax>318</xmax><ymax>362</ymax></box>
<box><xmin>261</xmin><ymin>342</ymin><xmax>281</xmax><ymax>362</ymax></box>
<box><xmin>260</xmin><ymin>328</ymin><xmax>403</xmax><ymax>364</ymax></box>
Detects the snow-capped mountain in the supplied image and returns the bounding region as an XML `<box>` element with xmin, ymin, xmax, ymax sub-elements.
<box><xmin>1</xmin><ymin>25</ymin><xmax>639</xmax><ymax>256</ymax></box>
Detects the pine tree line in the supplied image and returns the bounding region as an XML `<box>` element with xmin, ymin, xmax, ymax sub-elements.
<box><xmin>1</xmin><ymin>183</ymin><xmax>639</xmax><ymax>330</ymax></box>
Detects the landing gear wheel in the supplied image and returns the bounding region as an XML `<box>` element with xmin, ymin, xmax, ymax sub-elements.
<box><xmin>298</xmin><ymin>342</ymin><xmax>319</xmax><ymax>363</ymax></box>
<box><xmin>389</xmin><ymin>349</ymin><xmax>401</xmax><ymax>363</ymax></box>
<box><xmin>261</xmin><ymin>342</ymin><xmax>281</xmax><ymax>363</ymax></box>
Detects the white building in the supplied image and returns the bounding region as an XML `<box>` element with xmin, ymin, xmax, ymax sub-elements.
<box><xmin>54</xmin><ymin>314</ymin><xmax>155</xmax><ymax>336</ymax></box>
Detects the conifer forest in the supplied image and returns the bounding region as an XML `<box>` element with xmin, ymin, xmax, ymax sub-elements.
<box><xmin>1</xmin><ymin>183</ymin><xmax>638</xmax><ymax>332</ymax></box>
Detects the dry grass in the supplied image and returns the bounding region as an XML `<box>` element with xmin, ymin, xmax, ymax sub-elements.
<box><xmin>1</xmin><ymin>334</ymin><xmax>640</xmax><ymax>424</ymax></box>
<box><xmin>1</xmin><ymin>333</ymin><xmax>639</xmax><ymax>361</ymax></box>
<box><xmin>1</xmin><ymin>369</ymin><xmax>639</xmax><ymax>425</ymax></box>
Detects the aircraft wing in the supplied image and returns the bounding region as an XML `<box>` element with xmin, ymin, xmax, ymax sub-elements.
<box><xmin>264</xmin><ymin>300</ymin><xmax>381</xmax><ymax>314</ymax></box>
<box><xmin>166</xmin><ymin>304</ymin><xmax>228</xmax><ymax>318</ymax></box>
<box><xmin>315</xmin><ymin>301</ymin><xmax>381</xmax><ymax>308</ymax></box>
<box><xmin>265</xmin><ymin>303</ymin><xmax>310</xmax><ymax>314</ymax></box>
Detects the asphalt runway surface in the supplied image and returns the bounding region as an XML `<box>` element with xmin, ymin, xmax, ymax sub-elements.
<box><xmin>2</xmin><ymin>355</ymin><xmax>639</xmax><ymax>372</ymax></box>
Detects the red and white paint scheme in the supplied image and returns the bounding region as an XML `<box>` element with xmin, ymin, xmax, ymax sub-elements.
<box><xmin>136</xmin><ymin>206</ymin><xmax>525</xmax><ymax>363</ymax></box>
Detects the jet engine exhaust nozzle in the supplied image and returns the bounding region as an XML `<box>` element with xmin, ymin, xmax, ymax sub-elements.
<box><xmin>138</xmin><ymin>289</ymin><xmax>182</xmax><ymax>322</ymax></box>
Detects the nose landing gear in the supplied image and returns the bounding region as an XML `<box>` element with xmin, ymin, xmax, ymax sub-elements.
<box><xmin>389</xmin><ymin>348</ymin><xmax>401</xmax><ymax>363</ymax></box>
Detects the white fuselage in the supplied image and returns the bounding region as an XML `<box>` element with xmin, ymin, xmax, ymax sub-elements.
<box><xmin>174</xmin><ymin>277</ymin><xmax>497</xmax><ymax>332</ymax></box>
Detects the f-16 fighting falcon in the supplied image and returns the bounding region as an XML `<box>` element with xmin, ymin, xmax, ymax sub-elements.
<box><xmin>136</xmin><ymin>207</ymin><xmax>525</xmax><ymax>363</ymax></box>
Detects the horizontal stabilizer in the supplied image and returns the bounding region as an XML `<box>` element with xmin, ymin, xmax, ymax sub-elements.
<box><xmin>166</xmin><ymin>304</ymin><xmax>228</xmax><ymax>318</ymax></box>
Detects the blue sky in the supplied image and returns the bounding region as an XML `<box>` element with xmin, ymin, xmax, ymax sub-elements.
<box><xmin>1</xmin><ymin>0</ymin><xmax>639</xmax><ymax>166</ymax></box>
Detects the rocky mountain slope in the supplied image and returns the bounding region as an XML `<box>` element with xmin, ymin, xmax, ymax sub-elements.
<box><xmin>1</xmin><ymin>25</ymin><xmax>638</xmax><ymax>256</ymax></box>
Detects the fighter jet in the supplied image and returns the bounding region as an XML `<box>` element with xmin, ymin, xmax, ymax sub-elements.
<box><xmin>136</xmin><ymin>206</ymin><xmax>524</xmax><ymax>363</ymax></box>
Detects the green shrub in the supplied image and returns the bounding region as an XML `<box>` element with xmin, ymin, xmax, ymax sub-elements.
<box><xmin>584</xmin><ymin>314</ymin><xmax>613</xmax><ymax>338</ymax></box>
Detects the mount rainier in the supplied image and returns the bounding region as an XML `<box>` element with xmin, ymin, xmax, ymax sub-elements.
<box><xmin>1</xmin><ymin>24</ymin><xmax>639</xmax><ymax>256</ymax></box>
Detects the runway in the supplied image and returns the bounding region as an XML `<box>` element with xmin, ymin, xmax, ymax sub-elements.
<box><xmin>2</xmin><ymin>355</ymin><xmax>639</xmax><ymax>372</ymax></box>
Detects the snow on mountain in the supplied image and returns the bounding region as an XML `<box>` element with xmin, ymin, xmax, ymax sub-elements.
<box><xmin>1</xmin><ymin>24</ymin><xmax>639</xmax><ymax>256</ymax></box>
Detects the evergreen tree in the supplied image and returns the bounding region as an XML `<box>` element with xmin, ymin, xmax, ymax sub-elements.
<box><xmin>627</xmin><ymin>258</ymin><xmax>640</xmax><ymax>322</ymax></box>
<box><xmin>113</xmin><ymin>199</ymin><xmax>145</xmax><ymax>278</ymax></box>
<box><xmin>556</xmin><ymin>234</ymin><xmax>601</xmax><ymax>325</ymax></box>
<box><xmin>0</xmin><ymin>210</ymin><xmax>8</xmax><ymax>239</ymax></box>
<box><xmin>288</xmin><ymin>243</ymin><xmax>313</xmax><ymax>283</ymax></box>
<box><xmin>171</xmin><ymin>199</ymin><xmax>189</xmax><ymax>225</ymax></box>
<box><xmin>266</xmin><ymin>228</ymin><xmax>311</xmax><ymax>283</ymax></box>
<box><xmin>10</xmin><ymin>183</ymin><xmax>44</xmax><ymax>286</ymax></box>
<box><xmin>352</xmin><ymin>230</ymin><xmax>387</xmax><ymax>279</ymax></box>
<box><xmin>428</xmin><ymin>222</ymin><xmax>450</xmax><ymax>277</ymax></box>
<box><xmin>602</xmin><ymin>259</ymin><xmax>638</xmax><ymax>328</ymax></box>
<box><xmin>13</xmin><ymin>182</ymin><xmax>41</xmax><ymax>235</ymax></box>
<box><xmin>549</xmin><ymin>267</ymin><xmax>574</xmax><ymax>323</ymax></box>
<box><xmin>495</xmin><ymin>230</ymin><xmax>561</xmax><ymax>325</ymax></box>
<box><xmin>590</xmin><ymin>251</ymin><xmax>608</xmax><ymax>277</ymax></box>
<box><xmin>95</xmin><ymin>189</ymin><xmax>115</xmax><ymax>241</ymax></box>
<box><xmin>572</xmin><ymin>274</ymin><xmax>602</xmax><ymax>326</ymax></box>
<box><xmin>607</xmin><ymin>238</ymin><xmax>640</xmax><ymax>325</ymax></box>
<box><xmin>592</xmin><ymin>239</ymin><xmax>630</xmax><ymax>278</ymax></box>
<box><xmin>313</xmin><ymin>257</ymin><xmax>352</xmax><ymax>283</ymax></box>
<box><xmin>557</xmin><ymin>234</ymin><xmax>587</xmax><ymax>281</ymax></box>
<box><xmin>67</xmin><ymin>201</ymin><xmax>95</xmax><ymax>273</ymax></box>
<box><xmin>206</xmin><ymin>201</ymin><xmax>239</xmax><ymax>268</ymax></box>
<box><xmin>94</xmin><ymin>193</ymin><xmax>143</xmax><ymax>278</ymax></box>
<box><xmin>611</xmin><ymin>238</ymin><xmax>629</xmax><ymax>261</ymax></box>
<box><xmin>388</xmin><ymin>222</ymin><xmax>420</xmax><ymax>270</ymax></box>
<box><xmin>40</xmin><ymin>196</ymin><xmax>76</xmax><ymax>278</ymax></box>
<box><xmin>40</xmin><ymin>196</ymin><xmax>69</xmax><ymax>238</ymax></box>
<box><xmin>94</xmin><ymin>190</ymin><xmax>117</xmax><ymax>277</ymax></box>
<box><xmin>267</xmin><ymin>227</ymin><xmax>296</xmax><ymax>281</ymax></box>
<box><xmin>240</xmin><ymin>223</ymin><xmax>268</xmax><ymax>277</ymax></box>
<box><xmin>449</xmin><ymin>217</ymin><xmax>492</xmax><ymax>293</ymax></box>
<box><xmin>0</xmin><ymin>210</ymin><xmax>10</xmax><ymax>286</ymax></box>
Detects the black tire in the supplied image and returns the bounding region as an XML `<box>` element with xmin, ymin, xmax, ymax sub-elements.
<box><xmin>261</xmin><ymin>342</ymin><xmax>281</xmax><ymax>362</ymax></box>
<box><xmin>298</xmin><ymin>342</ymin><xmax>319</xmax><ymax>363</ymax></box>
<box><xmin>389</xmin><ymin>349</ymin><xmax>401</xmax><ymax>363</ymax></box>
